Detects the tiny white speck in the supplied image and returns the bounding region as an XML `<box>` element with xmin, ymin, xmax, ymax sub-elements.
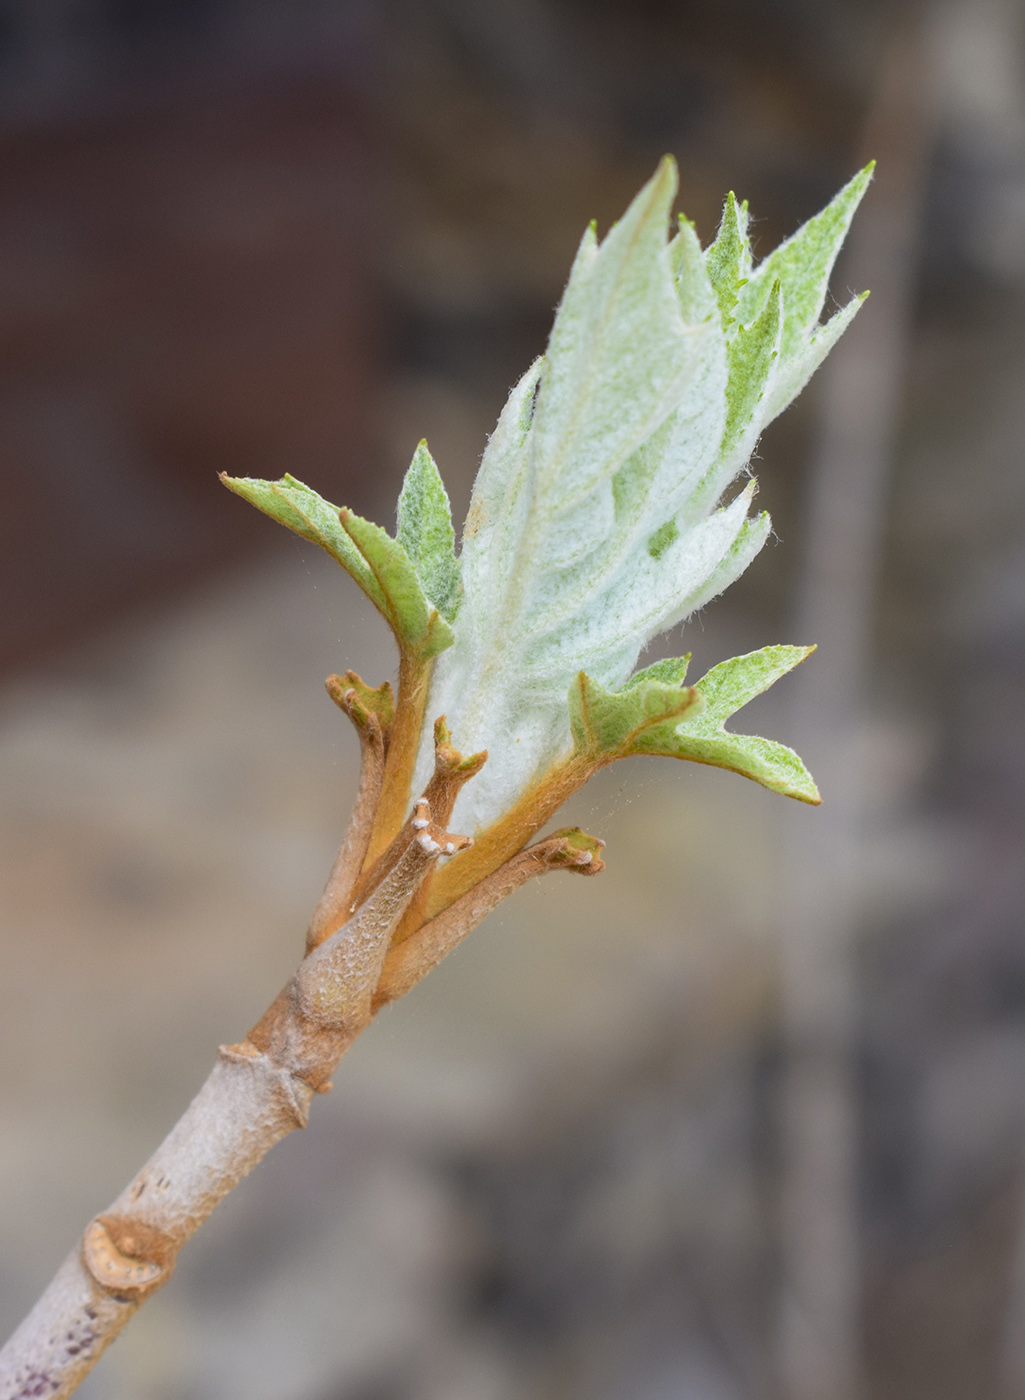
<box><xmin>412</xmin><ymin>817</ymin><xmax>429</xmax><ymax>829</ymax></box>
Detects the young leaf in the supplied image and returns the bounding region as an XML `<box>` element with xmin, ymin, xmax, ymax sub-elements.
<box><xmin>419</xmin><ymin>160</ymin><xmax>728</xmax><ymax>833</ymax></box>
<box><xmin>737</xmin><ymin>164</ymin><xmax>873</xmax><ymax>426</ymax></box>
<box><xmin>762</xmin><ymin>290</ymin><xmax>869</xmax><ymax>425</ymax></box>
<box><xmin>407</xmin><ymin>167</ymin><xmax>866</xmax><ymax>835</ymax></box>
<box><xmin>624</xmin><ymin>654</ymin><xmax>692</xmax><ymax>689</ymax></box>
<box><xmin>719</xmin><ymin>278</ymin><xmax>783</xmax><ymax>466</ymax></box>
<box><xmin>669</xmin><ymin>216</ymin><xmax>719</xmax><ymax>327</ymax></box>
<box><xmin>738</xmin><ymin>164</ymin><xmax>873</xmax><ymax>353</ymax></box>
<box><xmin>630</xmin><ymin>645</ymin><xmax>820</xmax><ymax>803</ymax></box>
<box><xmin>569</xmin><ymin>668</ymin><xmax>703</xmax><ymax>759</ymax></box>
<box><xmin>339</xmin><ymin>509</ymin><xmax>453</xmax><ymax>658</ymax></box>
<box><xmin>531</xmin><ymin>155</ymin><xmax>699</xmax><ymax>513</ymax></box>
<box><xmin>396</xmin><ymin>441</ymin><xmax>461</xmax><ymax>622</ymax></box>
<box><xmin>220</xmin><ymin>472</ymin><xmax>381</xmax><ymax>601</ymax></box>
<box><xmin>220</xmin><ymin>473</ymin><xmax>454</xmax><ymax>660</ymax></box>
<box><xmin>704</xmin><ymin>192</ymin><xmax>752</xmax><ymax>333</ymax></box>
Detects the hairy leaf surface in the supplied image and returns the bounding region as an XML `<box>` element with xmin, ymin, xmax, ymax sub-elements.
<box><xmin>221</xmin><ymin>473</ymin><xmax>453</xmax><ymax>659</ymax></box>
<box><xmin>634</xmin><ymin>645</ymin><xmax>820</xmax><ymax>802</ymax></box>
<box><xmin>396</xmin><ymin>441</ymin><xmax>461</xmax><ymax>622</ymax></box>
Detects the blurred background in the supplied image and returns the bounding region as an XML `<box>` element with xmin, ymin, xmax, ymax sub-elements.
<box><xmin>1</xmin><ymin>1</ymin><xmax>1024</xmax><ymax>1397</ymax></box>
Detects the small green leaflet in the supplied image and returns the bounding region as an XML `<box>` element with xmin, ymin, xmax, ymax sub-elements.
<box><xmin>396</xmin><ymin>442</ymin><xmax>461</xmax><ymax>622</ymax></box>
<box><xmin>570</xmin><ymin>645</ymin><xmax>820</xmax><ymax>804</ymax></box>
<box><xmin>669</xmin><ymin>217</ymin><xmax>719</xmax><ymax>327</ymax></box>
<box><xmin>220</xmin><ymin>472</ymin><xmax>454</xmax><ymax>659</ymax></box>
<box><xmin>639</xmin><ymin>645</ymin><xmax>819</xmax><ymax>802</ymax></box>
<box><xmin>705</xmin><ymin>191</ymin><xmax>751</xmax><ymax>333</ymax></box>
<box><xmin>624</xmin><ymin>655</ymin><xmax>693</xmax><ymax>688</ymax></box>
<box><xmin>721</xmin><ymin>280</ymin><xmax>782</xmax><ymax>457</ymax></box>
<box><xmin>569</xmin><ymin>665</ymin><xmax>704</xmax><ymax>757</ymax></box>
<box><xmin>737</xmin><ymin>164</ymin><xmax>874</xmax><ymax>355</ymax></box>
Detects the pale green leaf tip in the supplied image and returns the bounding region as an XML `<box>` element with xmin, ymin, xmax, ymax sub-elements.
<box><xmin>786</xmin><ymin>753</ymin><xmax>822</xmax><ymax>805</ymax></box>
<box><xmin>635</xmin><ymin>152</ymin><xmax>679</xmax><ymax>216</ymax></box>
<box><xmin>219</xmin><ymin>471</ymin><xmax>251</xmax><ymax>493</ymax></box>
<box><xmin>837</xmin><ymin>161</ymin><xmax>875</xmax><ymax>202</ymax></box>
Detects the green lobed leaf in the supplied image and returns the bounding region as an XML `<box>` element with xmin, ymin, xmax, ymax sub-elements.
<box><xmin>220</xmin><ymin>473</ymin><xmax>454</xmax><ymax>660</ymax></box>
<box><xmin>624</xmin><ymin>654</ymin><xmax>692</xmax><ymax>689</ymax></box>
<box><xmin>569</xmin><ymin>668</ymin><xmax>704</xmax><ymax>758</ymax></box>
<box><xmin>669</xmin><ymin>508</ymin><xmax>772</xmax><ymax>621</ymax></box>
<box><xmin>221</xmin><ymin>472</ymin><xmax>382</xmax><ymax>603</ymax></box>
<box><xmin>736</xmin><ymin>166</ymin><xmax>873</xmax><ymax>428</ymax></box>
<box><xmin>669</xmin><ymin>216</ymin><xmax>719</xmax><ymax>326</ymax></box>
<box><xmin>396</xmin><ymin>441</ymin><xmax>462</xmax><ymax>622</ymax></box>
<box><xmin>529</xmin><ymin>155</ymin><xmax>699</xmax><ymax>513</ymax></box>
<box><xmin>704</xmin><ymin>192</ymin><xmax>752</xmax><ymax>333</ymax></box>
<box><xmin>631</xmin><ymin>645</ymin><xmax>820</xmax><ymax>803</ymax></box>
<box><xmin>339</xmin><ymin>509</ymin><xmax>454</xmax><ymax>658</ymax></box>
<box><xmin>762</xmin><ymin>290</ymin><xmax>868</xmax><ymax>425</ymax></box>
<box><xmin>416</xmin><ymin>165</ymin><xmax>866</xmax><ymax>835</ymax></box>
<box><xmin>738</xmin><ymin>164</ymin><xmax>874</xmax><ymax>355</ymax></box>
<box><xmin>721</xmin><ymin>280</ymin><xmax>782</xmax><ymax>459</ymax></box>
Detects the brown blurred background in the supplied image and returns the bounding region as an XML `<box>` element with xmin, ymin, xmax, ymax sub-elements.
<box><xmin>3</xmin><ymin>2</ymin><xmax>1025</xmax><ymax>1398</ymax></box>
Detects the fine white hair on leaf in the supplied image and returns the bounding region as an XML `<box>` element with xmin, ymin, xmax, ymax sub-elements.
<box><xmin>414</xmin><ymin>157</ymin><xmax>871</xmax><ymax>832</ymax></box>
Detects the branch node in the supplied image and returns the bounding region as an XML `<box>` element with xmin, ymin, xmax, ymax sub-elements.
<box><xmin>307</xmin><ymin>677</ymin><xmax>392</xmax><ymax>951</ymax></box>
<box><xmin>539</xmin><ymin>827</ymin><xmax>606</xmax><ymax>874</ymax></box>
<box><xmin>325</xmin><ymin>671</ymin><xmax>395</xmax><ymax>745</ymax></box>
<box><xmin>82</xmin><ymin>1218</ymin><xmax>176</xmax><ymax>1299</ymax></box>
<box><xmin>424</xmin><ymin>717</ymin><xmax>487</xmax><ymax>828</ymax></box>
<box><xmin>410</xmin><ymin>797</ymin><xmax>472</xmax><ymax>858</ymax></box>
<box><xmin>374</xmin><ymin>826</ymin><xmax>605</xmax><ymax>1007</ymax></box>
<box><xmin>218</xmin><ymin>1040</ymin><xmax>312</xmax><ymax>1128</ymax></box>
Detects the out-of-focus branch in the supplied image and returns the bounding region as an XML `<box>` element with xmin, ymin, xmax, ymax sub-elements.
<box><xmin>376</xmin><ymin>827</ymin><xmax>604</xmax><ymax>1007</ymax></box>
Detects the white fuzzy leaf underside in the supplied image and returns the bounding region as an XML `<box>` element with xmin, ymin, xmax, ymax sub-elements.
<box><xmin>415</xmin><ymin>159</ymin><xmax>870</xmax><ymax>833</ymax></box>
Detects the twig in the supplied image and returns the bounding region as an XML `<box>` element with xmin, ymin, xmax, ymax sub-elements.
<box><xmin>0</xmin><ymin>793</ymin><xmax>469</xmax><ymax>1398</ymax></box>
<box><xmin>375</xmin><ymin>827</ymin><xmax>604</xmax><ymax>1006</ymax></box>
<box><xmin>0</xmin><ymin>755</ymin><xmax>601</xmax><ymax>1398</ymax></box>
<box><xmin>306</xmin><ymin>673</ymin><xmax>391</xmax><ymax>951</ymax></box>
